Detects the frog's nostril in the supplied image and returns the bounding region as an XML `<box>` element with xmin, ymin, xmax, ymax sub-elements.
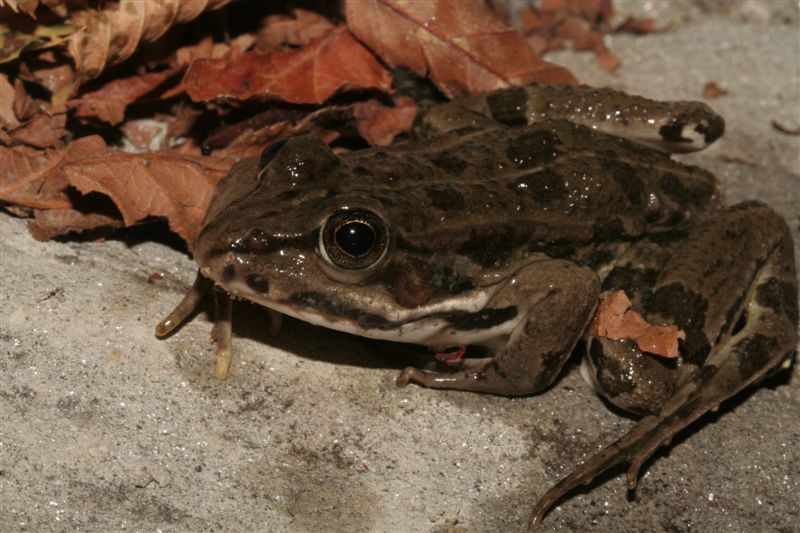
<box><xmin>246</xmin><ymin>274</ymin><xmax>269</xmax><ymax>294</ymax></box>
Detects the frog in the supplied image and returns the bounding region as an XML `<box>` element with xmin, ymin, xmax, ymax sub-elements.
<box><xmin>155</xmin><ymin>84</ymin><xmax>798</xmax><ymax>529</ymax></box>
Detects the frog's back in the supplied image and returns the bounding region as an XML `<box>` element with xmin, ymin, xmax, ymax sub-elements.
<box><xmin>338</xmin><ymin>120</ymin><xmax>719</xmax><ymax>250</ymax></box>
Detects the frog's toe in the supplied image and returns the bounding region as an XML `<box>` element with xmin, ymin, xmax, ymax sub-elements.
<box><xmin>155</xmin><ymin>271</ymin><xmax>213</xmax><ymax>337</ymax></box>
<box><xmin>394</xmin><ymin>358</ymin><xmax>497</xmax><ymax>391</ymax></box>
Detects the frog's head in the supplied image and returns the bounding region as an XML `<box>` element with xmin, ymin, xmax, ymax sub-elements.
<box><xmin>192</xmin><ymin>136</ymin><xmax>492</xmax><ymax>343</ymax></box>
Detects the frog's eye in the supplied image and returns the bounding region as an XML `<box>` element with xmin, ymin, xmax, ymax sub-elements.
<box><xmin>320</xmin><ymin>208</ymin><xmax>389</xmax><ymax>271</ymax></box>
<box><xmin>259</xmin><ymin>138</ymin><xmax>289</xmax><ymax>169</ymax></box>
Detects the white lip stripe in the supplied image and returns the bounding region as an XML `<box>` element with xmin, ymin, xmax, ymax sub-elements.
<box><xmin>215</xmin><ymin>277</ymin><xmax>519</xmax><ymax>346</ymax></box>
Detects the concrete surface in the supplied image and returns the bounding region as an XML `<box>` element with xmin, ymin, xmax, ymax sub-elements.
<box><xmin>2</xmin><ymin>2</ymin><xmax>799</xmax><ymax>532</ymax></box>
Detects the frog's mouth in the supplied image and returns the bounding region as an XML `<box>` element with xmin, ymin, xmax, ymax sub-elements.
<box><xmin>207</xmin><ymin>267</ymin><xmax>522</xmax><ymax>348</ymax></box>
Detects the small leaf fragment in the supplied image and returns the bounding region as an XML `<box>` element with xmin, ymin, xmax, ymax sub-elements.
<box><xmin>587</xmin><ymin>290</ymin><xmax>686</xmax><ymax>358</ymax></box>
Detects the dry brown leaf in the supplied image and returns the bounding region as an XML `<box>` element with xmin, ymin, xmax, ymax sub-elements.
<box><xmin>67</xmin><ymin>0</ymin><xmax>233</xmax><ymax>83</ymax></box>
<box><xmin>182</xmin><ymin>25</ymin><xmax>392</xmax><ymax>104</ymax></box>
<box><xmin>615</xmin><ymin>15</ymin><xmax>661</xmax><ymax>34</ymax></box>
<box><xmin>345</xmin><ymin>0</ymin><xmax>576</xmax><ymax>98</ymax></box>
<box><xmin>0</xmin><ymin>135</ymin><xmax>107</xmax><ymax>210</ymax></box>
<box><xmin>172</xmin><ymin>34</ymin><xmax>255</xmax><ymax>68</ymax></box>
<box><xmin>2</xmin><ymin>0</ymin><xmax>41</xmax><ymax>17</ymax></box>
<box><xmin>17</xmin><ymin>50</ymin><xmax>75</xmax><ymax>101</ymax></box>
<box><xmin>69</xmin><ymin>70</ymin><xmax>176</xmax><ymax>125</ymax></box>
<box><xmin>587</xmin><ymin>290</ymin><xmax>686</xmax><ymax>358</ymax></box>
<box><xmin>702</xmin><ymin>81</ymin><xmax>729</xmax><ymax>99</ymax></box>
<box><xmin>27</xmin><ymin>207</ymin><xmax>123</xmax><ymax>241</ymax></box>
<box><xmin>258</xmin><ymin>8</ymin><xmax>336</xmax><ymax>50</ymax></box>
<box><xmin>8</xmin><ymin>105</ymin><xmax>67</xmax><ymax>148</ymax></box>
<box><xmin>0</xmin><ymin>74</ymin><xmax>20</xmax><ymax>129</ymax></box>
<box><xmin>353</xmin><ymin>96</ymin><xmax>418</xmax><ymax>146</ymax></box>
<box><xmin>64</xmin><ymin>151</ymin><xmax>236</xmax><ymax>245</ymax></box>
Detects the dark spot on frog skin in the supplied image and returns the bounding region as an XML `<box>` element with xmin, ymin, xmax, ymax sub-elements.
<box><xmin>646</xmin><ymin>228</ymin><xmax>690</xmax><ymax>244</ymax></box>
<box><xmin>733</xmin><ymin>333</ymin><xmax>780</xmax><ymax>379</ymax></box>
<box><xmin>222</xmin><ymin>264</ymin><xmax>236</xmax><ymax>282</ymax></box>
<box><xmin>591</xmin><ymin>218</ymin><xmax>628</xmax><ymax>241</ymax></box>
<box><xmin>276</xmin><ymin>189</ymin><xmax>300</xmax><ymax>200</ymax></box>
<box><xmin>658</xmin><ymin>122</ymin><xmax>691</xmax><ymax>145</ymax></box>
<box><xmin>449</xmin><ymin>306</ymin><xmax>518</xmax><ymax>331</ymax></box>
<box><xmin>509</xmin><ymin>169</ymin><xmax>568</xmax><ymax>202</ymax></box>
<box><xmin>429</xmin><ymin>152</ymin><xmax>469</xmax><ymax>175</ymax></box>
<box><xmin>582</xmin><ymin>249</ymin><xmax>615</xmax><ymax>269</ymax></box>
<box><xmin>457</xmin><ymin>225</ymin><xmax>516</xmax><ymax>267</ymax></box>
<box><xmin>602</xmin><ymin>266</ymin><xmax>659</xmax><ymax>306</ymax></box>
<box><xmin>648</xmin><ymin>283</ymin><xmax>711</xmax><ymax>365</ymax></box>
<box><xmin>487</xmin><ymin>87</ymin><xmax>529</xmax><ymax>126</ymax></box>
<box><xmin>660</xmin><ymin>172</ymin><xmax>715</xmax><ymax>207</ymax></box>
<box><xmin>352</xmin><ymin>166</ymin><xmax>370</xmax><ymax>176</ymax></box>
<box><xmin>426</xmin><ymin>186</ymin><xmax>466</xmax><ymax>211</ymax></box>
<box><xmin>756</xmin><ymin>277</ymin><xmax>799</xmax><ymax>324</ymax></box>
<box><xmin>506</xmin><ymin>129</ymin><xmax>561</xmax><ymax>169</ymax></box>
<box><xmin>246</xmin><ymin>274</ymin><xmax>269</xmax><ymax>294</ymax></box>
<box><xmin>528</xmin><ymin>241</ymin><xmax>575</xmax><ymax>260</ymax></box>
<box><xmin>602</xmin><ymin>159</ymin><xmax>645</xmax><ymax>205</ymax></box>
<box><xmin>288</xmin><ymin>292</ymin><xmax>392</xmax><ymax>330</ymax></box>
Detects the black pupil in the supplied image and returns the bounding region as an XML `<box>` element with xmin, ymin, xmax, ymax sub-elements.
<box><xmin>335</xmin><ymin>221</ymin><xmax>375</xmax><ymax>257</ymax></box>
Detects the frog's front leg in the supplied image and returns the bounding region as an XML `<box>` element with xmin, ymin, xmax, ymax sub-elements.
<box><xmin>529</xmin><ymin>202</ymin><xmax>798</xmax><ymax>528</ymax></box>
<box><xmin>397</xmin><ymin>260</ymin><xmax>600</xmax><ymax>395</ymax></box>
<box><xmin>155</xmin><ymin>271</ymin><xmax>236</xmax><ymax>379</ymax></box>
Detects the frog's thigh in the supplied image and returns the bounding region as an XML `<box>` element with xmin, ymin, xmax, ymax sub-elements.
<box><xmin>529</xmin><ymin>202</ymin><xmax>798</xmax><ymax>527</ymax></box>
<box><xmin>398</xmin><ymin>259</ymin><xmax>600</xmax><ymax>396</ymax></box>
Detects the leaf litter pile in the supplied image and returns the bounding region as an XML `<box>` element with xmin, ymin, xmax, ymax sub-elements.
<box><xmin>1</xmin><ymin>0</ymin><xmax>680</xmax><ymax>355</ymax></box>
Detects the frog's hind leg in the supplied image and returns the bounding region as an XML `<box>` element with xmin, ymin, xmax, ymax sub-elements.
<box><xmin>529</xmin><ymin>202</ymin><xmax>798</xmax><ymax>529</ymax></box>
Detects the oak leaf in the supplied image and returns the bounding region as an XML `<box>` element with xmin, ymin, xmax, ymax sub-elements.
<box><xmin>63</xmin><ymin>151</ymin><xmax>235</xmax><ymax>246</ymax></box>
<box><xmin>344</xmin><ymin>0</ymin><xmax>576</xmax><ymax>99</ymax></box>
<box><xmin>182</xmin><ymin>25</ymin><xmax>392</xmax><ymax>104</ymax></box>
<box><xmin>69</xmin><ymin>70</ymin><xmax>176</xmax><ymax>125</ymax></box>
<box><xmin>0</xmin><ymin>135</ymin><xmax>107</xmax><ymax>210</ymax></box>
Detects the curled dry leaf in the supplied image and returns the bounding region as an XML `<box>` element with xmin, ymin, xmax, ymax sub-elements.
<box><xmin>258</xmin><ymin>8</ymin><xmax>336</xmax><ymax>50</ymax></box>
<box><xmin>352</xmin><ymin>96</ymin><xmax>418</xmax><ymax>146</ymax></box>
<box><xmin>69</xmin><ymin>70</ymin><xmax>176</xmax><ymax>125</ymax></box>
<box><xmin>0</xmin><ymin>20</ymin><xmax>76</xmax><ymax>64</ymax></box>
<box><xmin>27</xmin><ymin>207</ymin><xmax>122</xmax><ymax>241</ymax></box>
<box><xmin>0</xmin><ymin>135</ymin><xmax>107</xmax><ymax>210</ymax></box>
<box><xmin>8</xmin><ymin>105</ymin><xmax>67</xmax><ymax>148</ymax></box>
<box><xmin>587</xmin><ymin>290</ymin><xmax>686</xmax><ymax>358</ymax></box>
<box><xmin>345</xmin><ymin>0</ymin><xmax>576</xmax><ymax>99</ymax></box>
<box><xmin>0</xmin><ymin>74</ymin><xmax>19</xmax><ymax>129</ymax></box>
<box><xmin>67</xmin><ymin>0</ymin><xmax>233</xmax><ymax>83</ymax></box>
<box><xmin>63</xmin><ymin>151</ymin><xmax>235</xmax><ymax>246</ymax></box>
<box><xmin>183</xmin><ymin>25</ymin><xmax>392</xmax><ymax>104</ymax></box>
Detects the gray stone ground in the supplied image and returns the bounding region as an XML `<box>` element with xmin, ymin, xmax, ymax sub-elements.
<box><xmin>1</xmin><ymin>2</ymin><xmax>799</xmax><ymax>532</ymax></box>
